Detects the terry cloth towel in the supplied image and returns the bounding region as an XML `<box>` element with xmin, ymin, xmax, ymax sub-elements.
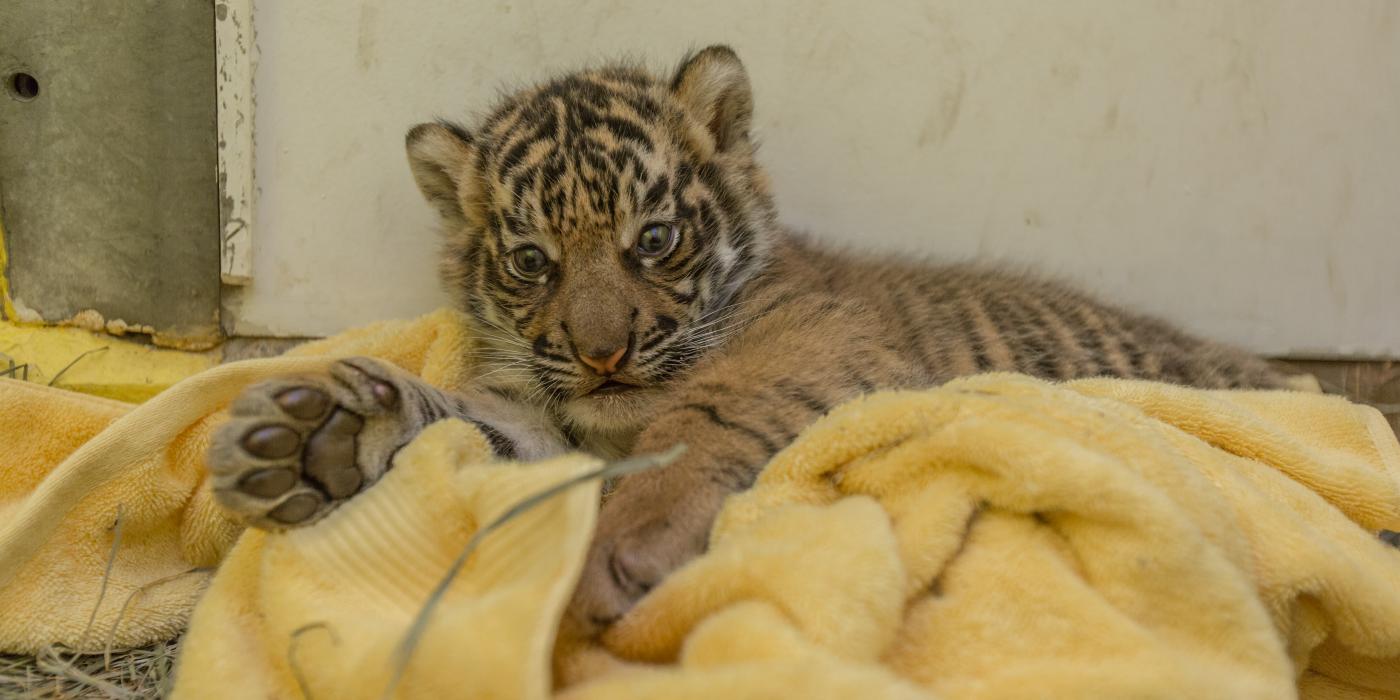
<box><xmin>0</xmin><ymin>309</ymin><xmax>1397</xmax><ymax>698</ymax></box>
<box><xmin>181</xmin><ymin>378</ymin><xmax>1400</xmax><ymax>698</ymax></box>
<box><xmin>0</xmin><ymin>309</ymin><xmax>479</xmax><ymax>653</ymax></box>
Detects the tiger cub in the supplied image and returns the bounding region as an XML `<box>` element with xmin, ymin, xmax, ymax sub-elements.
<box><xmin>207</xmin><ymin>45</ymin><xmax>1286</xmax><ymax>633</ymax></box>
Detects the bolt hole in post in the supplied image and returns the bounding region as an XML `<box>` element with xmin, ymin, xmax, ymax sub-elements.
<box><xmin>8</xmin><ymin>72</ymin><xmax>39</xmax><ymax>101</ymax></box>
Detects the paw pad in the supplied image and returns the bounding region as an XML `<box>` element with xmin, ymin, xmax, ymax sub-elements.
<box><xmin>303</xmin><ymin>409</ymin><xmax>366</xmax><ymax>498</ymax></box>
<box><xmin>242</xmin><ymin>425</ymin><xmax>301</xmax><ymax>459</ymax></box>
<box><xmin>370</xmin><ymin>381</ymin><xmax>398</xmax><ymax>408</ymax></box>
<box><xmin>269</xmin><ymin>493</ymin><xmax>323</xmax><ymax>524</ymax></box>
<box><xmin>275</xmin><ymin>387</ymin><xmax>331</xmax><ymax>420</ymax></box>
<box><xmin>238</xmin><ymin>468</ymin><xmax>297</xmax><ymax>498</ymax></box>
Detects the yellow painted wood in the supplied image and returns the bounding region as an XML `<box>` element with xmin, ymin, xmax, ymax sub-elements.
<box><xmin>0</xmin><ymin>320</ymin><xmax>216</xmax><ymax>403</ymax></box>
<box><xmin>0</xmin><ymin>215</ymin><xmax>18</xmax><ymax>321</ymax></box>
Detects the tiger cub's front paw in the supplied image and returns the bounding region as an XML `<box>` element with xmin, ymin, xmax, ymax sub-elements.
<box><xmin>207</xmin><ymin>357</ymin><xmax>425</xmax><ymax>529</ymax></box>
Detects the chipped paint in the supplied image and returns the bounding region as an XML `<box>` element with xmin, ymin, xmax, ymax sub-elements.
<box><xmin>217</xmin><ymin>0</ymin><xmax>256</xmax><ymax>285</ymax></box>
<box><xmin>64</xmin><ymin>308</ymin><xmax>159</xmax><ymax>338</ymax></box>
<box><xmin>4</xmin><ymin>301</ymin><xmax>222</xmax><ymax>352</ymax></box>
<box><xmin>7</xmin><ymin>297</ymin><xmax>43</xmax><ymax>324</ymax></box>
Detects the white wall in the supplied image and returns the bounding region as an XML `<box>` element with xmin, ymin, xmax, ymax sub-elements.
<box><xmin>228</xmin><ymin>0</ymin><xmax>1400</xmax><ymax>358</ymax></box>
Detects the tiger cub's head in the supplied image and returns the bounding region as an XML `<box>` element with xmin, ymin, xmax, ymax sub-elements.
<box><xmin>405</xmin><ymin>46</ymin><xmax>777</xmax><ymax>433</ymax></box>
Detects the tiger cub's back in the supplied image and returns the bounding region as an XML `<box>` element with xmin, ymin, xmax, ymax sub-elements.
<box><xmin>757</xmin><ymin>236</ymin><xmax>1286</xmax><ymax>391</ymax></box>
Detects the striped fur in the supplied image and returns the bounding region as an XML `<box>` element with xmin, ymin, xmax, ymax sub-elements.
<box><xmin>403</xmin><ymin>46</ymin><xmax>1286</xmax><ymax>631</ymax></box>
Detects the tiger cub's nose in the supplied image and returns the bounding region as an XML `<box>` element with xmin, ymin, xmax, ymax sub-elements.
<box><xmin>578</xmin><ymin>345</ymin><xmax>628</xmax><ymax>376</ymax></box>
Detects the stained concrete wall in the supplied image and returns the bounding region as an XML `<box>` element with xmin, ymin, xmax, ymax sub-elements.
<box><xmin>228</xmin><ymin>0</ymin><xmax>1400</xmax><ymax>357</ymax></box>
<box><xmin>0</xmin><ymin>1</ymin><xmax>221</xmax><ymax>347</ymax></box>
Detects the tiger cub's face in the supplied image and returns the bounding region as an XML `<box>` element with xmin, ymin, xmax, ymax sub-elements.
<box><xmin>405</xmin><ymin>47</ymin><xmax>776</xmax><ymax>434</ymax></box>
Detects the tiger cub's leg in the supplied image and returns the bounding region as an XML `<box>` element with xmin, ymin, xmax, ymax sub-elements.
<box><xmin>208</xmin><ymin>357</ymin><xmax>568</xmax><ymax>529</ymax></box>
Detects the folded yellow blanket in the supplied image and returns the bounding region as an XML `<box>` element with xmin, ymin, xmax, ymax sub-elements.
<box><xmin>3</xmin><ymin>310</ymin><xmax>1399</xmax><ymax>699</ymax></box>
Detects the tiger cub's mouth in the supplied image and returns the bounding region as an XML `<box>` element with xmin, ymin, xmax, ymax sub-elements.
<box><xmin>588</xmin><ymin>379</ymin><xmax>641</xmax><ymax>396</ymax></box>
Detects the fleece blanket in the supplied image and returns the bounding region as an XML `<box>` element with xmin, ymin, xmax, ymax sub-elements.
<box><xmin>1</xmin><ymin>310</ymin><xmax>1398</xmax><ymax>699</ymax></box>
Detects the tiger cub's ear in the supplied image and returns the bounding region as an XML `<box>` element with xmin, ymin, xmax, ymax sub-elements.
<box><xmin>671</xmin><ymin>45</ymin><xmax>754</xmax><ymax>154</ymax></box>
<box><xmin>405</xmin><ymin>120</ymin><xmax>474</xmax><ymax>225</ymax></box>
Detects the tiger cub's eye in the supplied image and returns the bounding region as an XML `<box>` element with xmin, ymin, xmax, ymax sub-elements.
<box><xmin>510</xmin><ymin>246</ymin><xmax>549</xmax><ymax>278</ymax></box>
<box><xmin>636</xmin><ymin>224</ymin><xmax>678</xmax><ymax>257</ymax></box>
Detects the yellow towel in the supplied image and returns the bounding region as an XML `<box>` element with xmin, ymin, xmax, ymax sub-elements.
<box><xmin>575</xmin><ymin>378</ymin><xmax>1400</xmax><ymax>699</ymax></box>
<box><xmin>0</xmin><ymin>308</ymin><xmax>478</xmax><ymax>653</ymax></box>
<box><xmin>174</xmin><ymin>420</ymin><xmax>602</xmax><ymax>700</ymax></box>
<box><xmin>163</xmin><ymin>373</ymin><xmax>1400</xmax><ymax>699</ymax></box>
<box><xmin>3</xmin><ymin>309</ymin><xmax>1399</xmax><ymax>699</ymax></box>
